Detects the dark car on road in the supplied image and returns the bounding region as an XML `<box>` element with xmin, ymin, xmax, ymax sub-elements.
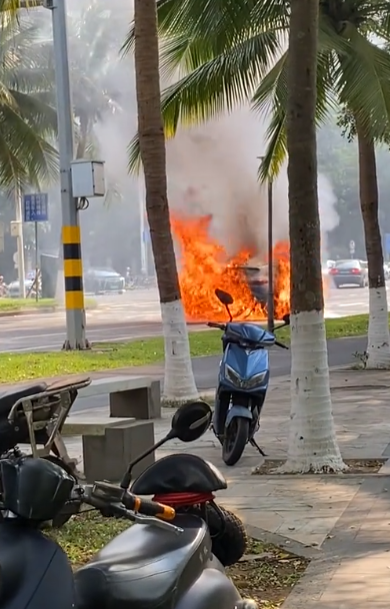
<box><xmin>84</xmin><ymin>267</ymin><xmax>125</xmax><ymax>294</ymax></box>
<box><xmin>329</xmin><ymin>259</ymin><xmax>368</xmax><ymax>288</ymax></box>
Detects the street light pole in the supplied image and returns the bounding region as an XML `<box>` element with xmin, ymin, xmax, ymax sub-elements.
<box><xmin>267</xmin><ymin>178</ymin><xmax>274</xmax><ymax>333</ymax></box>
<box><xmin>257</xmin><ymin>156</ymin><xmax>274</xmax><ymax>333</ymax></box>
<box><xmin>138</xmin><ymin>174</ymin><xmax>148</xmax><ymax>275</ymax></box>
<box><xmin>14</xmin><ymin>185</ymin><xmax>26</xmax><ymax>299</ymax></box>
<box><xmin>45</xmin><ymin>0</ymin><xmax>88</xmax><ymax>349</ymax></box>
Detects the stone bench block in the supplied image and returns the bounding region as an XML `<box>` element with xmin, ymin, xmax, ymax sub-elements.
<box><xmin>82</xmin><ymin>420</ymin><xmax>155</xmax><ymax>483</ymax></box>
<box><xmin>109</xmin><ymin>379</ymin><xmax>161</xmax><ymax>420</ymax></box>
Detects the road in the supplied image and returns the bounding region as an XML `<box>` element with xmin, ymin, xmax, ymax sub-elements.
<box><xmin>0</xmin><ymin>284</ymin><xmax>380</xmax><ymax>353</ymax></box>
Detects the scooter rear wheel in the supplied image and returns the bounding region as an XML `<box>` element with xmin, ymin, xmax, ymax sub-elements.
<box><xmin>186</xmin><ymin>504</ymin><xmax>247</xmax><ymax>566</ymax></box>
<box><xmin>223</xmin><ymin>417</ymin><xmax>249</xmax><ymax>466</ymax></box>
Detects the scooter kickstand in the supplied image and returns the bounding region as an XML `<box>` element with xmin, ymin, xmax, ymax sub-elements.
<box><xmin>250</xmin><ymin>438</ymin><xmax>267</xmax><ymax>456</ymax></box>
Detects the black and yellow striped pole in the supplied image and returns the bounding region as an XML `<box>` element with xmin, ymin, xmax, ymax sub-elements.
<box><xmin>62</xmin><ymin>225</ymin><xmax>88</xmax><ymax>350</ymax></box>
<box><xmin>18</xmin><ymin>0</ymin><xmax>89</xmax><ymax>349</ymax></box>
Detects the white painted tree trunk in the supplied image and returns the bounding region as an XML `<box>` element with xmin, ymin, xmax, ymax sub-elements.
<box><xmin>280</xmin><ymin>310</ymin><xmax>346</xmax><ymax>473</ymax></box>
<box><xmin>161</xmin><ymin>300</ymin><xmax>199</xmax><ymax>402</ymax></box>
<box><xmin>366</xmin><ymin>286</ymin><xmax>390</xmax><ymax>368</ymax></box>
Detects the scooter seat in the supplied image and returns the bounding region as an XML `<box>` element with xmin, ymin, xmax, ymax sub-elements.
<box><xmin>75</xmin><ymin>514</ymin><xmax>211</xmax><ymax>609</ymax></box>
<box><xmin>0</xmin><ymin>382</ymin><xmax>47</xmax><ymax>418</ymax></box>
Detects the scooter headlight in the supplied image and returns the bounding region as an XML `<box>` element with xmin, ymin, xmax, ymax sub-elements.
<box><xmin>225</xmin><ymin>364</ymin><xmax>242</xmax><ymax>386</ymax></box>
<box><xmin>224</xmin><ymin>365</ymin><xmax>267</xmax><ymax>389</ymax></box>
<box><xmin>244</xmin><ymin>371</ymin><xmax>268</xmax><ymax>389</ymax></box>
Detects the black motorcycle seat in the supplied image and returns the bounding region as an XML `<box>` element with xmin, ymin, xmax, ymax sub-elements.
<box><xmin>0</xmin><ymin>382</ymin><xmax>47</xmax><ymax>418</ymax></box>
<box><xmin>131</xmin><ymin>453</ymin><xmax>227</xmax><ymax>495</ymax></box>
<box><xmin>75</xmin><ymin>514</ymin><xmax>211</xmax><ymax>609</ymax></box>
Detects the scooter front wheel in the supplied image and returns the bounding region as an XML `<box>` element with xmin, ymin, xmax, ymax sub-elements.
<box><xmin>223</xmin><ymin>417</ymin><xmax>249</xmax><ymax>466</ymax></box>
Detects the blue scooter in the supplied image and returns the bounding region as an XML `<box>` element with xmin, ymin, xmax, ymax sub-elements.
<box><xmin>208</xmin><ymin>288</ymin><xmax>290</xmax><ymax>466</ymax></box>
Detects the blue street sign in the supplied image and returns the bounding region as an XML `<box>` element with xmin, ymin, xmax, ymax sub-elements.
<box><xmin>23</xmin><ymin>193</ymin><xmax>49</xmax><ymax>222</ymax></box>
<box><xmin>386</xmin><ymin>234</ymin><xmax>390</xmax><ymax>255</ymax></box>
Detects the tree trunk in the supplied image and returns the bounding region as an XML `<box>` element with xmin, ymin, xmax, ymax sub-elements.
<box><xmin>133</xmin><ymin>0</ymin><xmax>198</xmax><ymax>401</ymax></box>
<box><xmin>356</xmin><ymin>121</ymin><xmax>390</xmax><ymax>368</ymax></box>
<box><xmin>282</xmin><ymin>0</ymin><xmax>345</xmax><ymax>473</ymax></box>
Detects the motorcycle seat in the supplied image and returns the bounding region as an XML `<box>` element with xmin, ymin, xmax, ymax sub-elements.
<box><xmin>0</xmin><ymin>382</ymin><xmax>47</xmax><ymax>418</ymax></box>
<box><xmin>75</xmin><ymin>514</ymin><xmax>211</xmax><ymax>609</ymax></box>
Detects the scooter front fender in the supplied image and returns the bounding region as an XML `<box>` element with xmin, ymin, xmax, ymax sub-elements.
<box><xmin>225</xmin><ymin>406</ymin><xmax>253</xmax><ymax>428</ymax></box>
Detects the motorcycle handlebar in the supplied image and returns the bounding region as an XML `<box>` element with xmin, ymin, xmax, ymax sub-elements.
<box><xmin>122</xmin><ymin>493</ymin><xmax>176</xmax><ymax>520</ymax></box>
<box><xmin>75</xmin><ymin>482</ymin><xmax>177</xmax><ymax>523</ymax></box>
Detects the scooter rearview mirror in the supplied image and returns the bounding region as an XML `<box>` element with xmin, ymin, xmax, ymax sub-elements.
<box><xmin>215</xmin><ymin>288</ymin><xmax>234</xmax><ymax>306</ymax></box>
<box><xmin>170</xmin><ymin>401</ymin><xmax>212</xmax><ymax>442</ymax></box>
<box><xmin>215</xmin><ymin>289</ymin><xmax>234</xmax><ymax>322</ymax></box>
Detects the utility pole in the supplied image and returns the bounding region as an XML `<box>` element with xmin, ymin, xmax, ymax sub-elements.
<box><xmin>45</xmin><ymin>0</ymin><xmax>88</xmax><ymax>349</ymax></box>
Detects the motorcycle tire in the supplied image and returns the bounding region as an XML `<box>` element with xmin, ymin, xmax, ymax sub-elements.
<box><xmin>223</xmin><ymin>417</ymin><xmax>249</xmax><ymax>466</ymax></box>
<box><xmin>186</xmin><ymin>504</ymin><xmax>247</xmax><ymax>566</ymax></box>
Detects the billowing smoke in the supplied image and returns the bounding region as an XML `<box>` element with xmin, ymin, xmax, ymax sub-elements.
<box><xmin>38</xmin><ymin>0</ymin><xmax>338</xmax><ymax>282</ymax></box>
<box><xmin>166</xmin><ymin>106</ymin><xmax>339</xmax><ymax>261</ymax></box>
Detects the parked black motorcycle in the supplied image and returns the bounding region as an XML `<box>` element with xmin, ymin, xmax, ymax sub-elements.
<box><xmin>0</xmin><ymin>401</ymin><xmax>257</xmax><ymax>609</ymax></box>
<box><xmin>0</xmin><ymin>375</ymin><xmax>91</xmax><ymax>526</ymax></box>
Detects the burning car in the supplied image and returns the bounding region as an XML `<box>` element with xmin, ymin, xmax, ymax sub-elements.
<box><xmin>171</xmin><ymin>213</ymin><xmax>290</xmax><ymax>322</ymax></box>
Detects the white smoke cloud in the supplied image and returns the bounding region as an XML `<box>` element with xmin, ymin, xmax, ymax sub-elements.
<box><xmin>166</xmin><ymin>106</ymin><xmax>339</xmax><ymax>261</ymax></box>
<box><xmin>62</xmin><ymin>0</ymin><xmax>338</xmax><ymax>270</ymax></box>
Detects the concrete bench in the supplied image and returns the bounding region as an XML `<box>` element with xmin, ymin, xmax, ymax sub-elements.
<box><xmin>77</xmin><ymin>375</ymin><xmax>161</xmax><ymax>420</ymax></box>
<box><xmin>63</xmin><ymin>414</ymin><xmax>154</xmax><ymax>483</ymax></box>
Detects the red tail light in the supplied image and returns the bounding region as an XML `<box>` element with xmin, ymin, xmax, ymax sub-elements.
<box><xmin>351</xmin><ymin>268</ymin><xmax>361</xmax><ymax>274</ymax></box>
<box><xmin>329</xmin><ymin>268</ymin><xmax>339</xmax><ymax>275</ymax></box>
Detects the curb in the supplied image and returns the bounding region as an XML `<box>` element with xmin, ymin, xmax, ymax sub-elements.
<box><xmin>0</xmin><ymin>307</ymin><xmax>57</xmax><ymax>317</ymax></box>
<box><xmin>0</xmin><ymin>304</ymin><xmax>98</xmax><ymax>318</ymax></box>
<box><xmin>244</xmin><ymin>523</ymin><xmax>322</xmax><ymax>559</ymax></box>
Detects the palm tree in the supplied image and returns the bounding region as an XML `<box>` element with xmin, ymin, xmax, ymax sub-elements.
<box><xmin>338</xmin><ymin>106</ymin><xmax>390</xmax><ymax>367</ymax></box>
<box><xmin>284</xmin><ymin>0</ymin><xmax>345</xmax><ymax>472</ymax></box>
<box><xmin>124</xmin><ymin>0</ymin><xmax>390</xmax><ymax>369</ymax></box>
<box><xmin>0</xmin><ymin>11</ymin><xmax>57</xmax><ymax>190</ymax></box>
<box><xmin>133</xmin><ymin>0</ymin><xmax>198</xmax><ymax>402</ymax></box>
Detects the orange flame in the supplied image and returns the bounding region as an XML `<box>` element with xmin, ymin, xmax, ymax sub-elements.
<box><xmin>171</xmin><ymin>213</ymin><xmax>290</xmax><ymax>322</ymax></box>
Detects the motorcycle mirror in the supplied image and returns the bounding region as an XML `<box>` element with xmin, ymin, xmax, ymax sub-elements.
<box><xmin>282</xmin><ymin>313</ymin><xmax>290</xmax><ymax>326</ymax></box>
<box><xmin>170</xmin><ymin>401</ymin><xmax>212</xmax><ymax>442</ymax></box>
<box><xmin>215</xmin><ymin>288</ymin><xmax>234</xmax><ymax>306</ymax></box>
<box><xmin>120</xmin><ymin>402</ymin><xmax>212</xmax><ymax>489</ymax></box>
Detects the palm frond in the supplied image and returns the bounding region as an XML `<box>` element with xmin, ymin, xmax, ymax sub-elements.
<box><xmin>332</xmin><ymin>28</ymin><xmax>390</xmax><ymax>138</ymax></box>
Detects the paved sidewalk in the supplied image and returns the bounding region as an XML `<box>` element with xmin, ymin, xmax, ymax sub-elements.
<box><xmin>63</xmin><ymin>367</ymin><xmax>390</xmax><ymax>608</ymax></box>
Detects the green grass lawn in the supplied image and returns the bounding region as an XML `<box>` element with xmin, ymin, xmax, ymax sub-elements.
<box><xmin>0</xmin><ymin>298</ymin><xmax>57</xmax><ymax>311</ymax></box>
<box><xmin>0</xmin><ymin>313</ymin><xmax>374</xmax><ymax>384</ymax></box>
<box><xmin>0</xmin><ymin>297</ymin><xmax>97</xmax><ymax>312</ymax></box>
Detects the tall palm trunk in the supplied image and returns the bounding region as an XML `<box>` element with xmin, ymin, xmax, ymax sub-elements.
<box><xmin>356</xmin><ymin>121</ymin><xmax>390</xmax><ymax>368</ymax></box>
<box><xmin>133</xmin><ymin>0</ymin><xmax>198</xmax><ymax>401</ymax></box>
<box><xmin>282</xmin><ymin>0</ymin><xmax>345</xmax><ymax>472</ymax></box>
